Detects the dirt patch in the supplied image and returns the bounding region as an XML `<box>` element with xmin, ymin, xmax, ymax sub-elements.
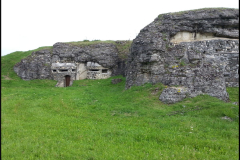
<box><xmin>2</xmin><ymin>75</ymin><xmax>13</xmax><ymax>80</ymax></box>
<box><xmin>151</xmin><ymin>87</ymin><xmax>160</xmax><ymax>95</ymax></box>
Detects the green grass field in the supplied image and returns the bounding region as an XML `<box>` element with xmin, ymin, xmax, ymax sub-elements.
<box><xmin>1</xmin><ymin>48</ymin><xmax>239</xmax><ymax>159</ymax></box>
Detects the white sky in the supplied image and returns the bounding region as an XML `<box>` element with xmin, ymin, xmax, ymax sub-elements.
<box><xmin>1</xmin><ymin>0</ymin><xmax>239</xmax><ymax>56</ymax></box>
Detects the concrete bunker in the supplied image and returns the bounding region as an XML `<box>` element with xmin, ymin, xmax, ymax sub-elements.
<box><xmin>51</xmin><ymin>62</ymin><xmax>112</xmax><ymax>87</ymax></box>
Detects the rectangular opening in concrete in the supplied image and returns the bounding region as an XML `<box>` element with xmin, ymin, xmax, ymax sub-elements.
<box><xmin>72</xmin><ymin>69</ymin><xmax>76</xmax><ymax>72</ymax></box>
<box><xmin>89</xmin><ymin>69</ymin><xmax>99</xmax><ymax>72</ymax></box>
<box><xmin>60</xmin><ymin>69</ymin><xmax>68</xmax><ymax>72</ymax></box>
<box><xmin>52</xmin><ymin>69</ymin><xmax>57</xmax><ymax>72</ymax></box>
<box><xmin>102</xmin><ymin>69</ymin><xmax>108</xmax><ymax>73</ymax></box>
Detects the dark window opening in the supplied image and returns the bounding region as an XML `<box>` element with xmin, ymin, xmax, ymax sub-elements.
<box><xmin>60</xmin><ymin>69</ymin><xmax>68</xmax><ymax>72</ymax></box>
<box><xmin>90</xmin><ymin>69</ymin><xmax>99</xmax><ymax>72</ymax></box>
<box><xmin>52</xmin><ymin>70</ymin><xmax>57</xmax><ymax>72</ymax></box>
<box><xmin>224</xmin><ymin>74</ymin><xmax>229</xmax><ymax>77</ymax></box>
<box><xmin>72</xmin><ymin>69</ymin><xmax>76</xmax><ymax>72</ymax></box>
<box><xmin>102</xmin><ymin>69</ymin><xmax>108</xmax><ymax>73</ymax></box>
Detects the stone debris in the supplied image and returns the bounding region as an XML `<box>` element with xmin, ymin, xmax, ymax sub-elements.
<box><xmin>221</xmin><ymin>116</ymin><xmax>233</xmax><ymax>121</ymax></box>
<box><xmin>232</xmin><ymin>102</ymin><xmax>238</xmax><ymax>105</ymax></box>
<box><xmin>159</xmin><ymin>87</ymin><xmax>190</xmax><ymax>104</ymax></box>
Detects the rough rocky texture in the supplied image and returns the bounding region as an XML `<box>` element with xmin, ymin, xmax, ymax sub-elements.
<box><xmin>125</xmin><ymin>8</ymin><xmax>239</xmax><ymax>103</ymax></box>
<box><xmin>14</xmin><ymin>41</ymin><xmax>130</xmax><ymax>87</ymax></box>
<box><xmin>52</xmin><ymin>42</ymin><xmax>118</xmax><ymax>68</ymax></box>
<box><xmin>14</xmin><ymin>49</ymin><xmax>53</xmax><ymax>80</ymax></box>
<box><xmin>159</xmin><ymin>87</ymin><xmax>190</xmax><ymax>104</ymax></box>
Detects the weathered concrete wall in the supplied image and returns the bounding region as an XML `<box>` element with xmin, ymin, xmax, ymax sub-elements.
<box><xmin>171</xmin><ymin>32</ymin><xmax>215</xmax><ymax>43</ymax></box>
<box><xmin>76</xmin><ymin>63</ymin><xmax>87</xmax><ymax>80</ymax></box>
<box><xmin>125</xmin><ymin>8</ymin><xmax>239</xmax><ymax>103</ymax></box>
<box><xmin>51</xmin><ymin>63</ymin><xmax>77</xmax><ymax>87</ymax></box>
<box><xmin>50</xmin><ymin>61</ymin><xmax>111</xmax><ymax>87</ymax></box>
<box><xmin>86</xmin><ymin>62</ymin><xmax>111</xmax><ymax>79</ymax></box>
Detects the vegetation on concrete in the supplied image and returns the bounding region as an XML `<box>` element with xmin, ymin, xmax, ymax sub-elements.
<box><xmin>66</xmin><ymin>40</ymin><xmax>132</xmax><ymax>60</ymax></box>
<box><xmin>1</xmin><ymin>49</ymin><xmax>239</xmax><ymax>159</ymax></box>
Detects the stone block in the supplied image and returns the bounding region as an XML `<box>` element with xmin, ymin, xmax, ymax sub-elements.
<box><xmin>159</xmin><ymin>87</ymin><xmax>190</xmax><ymax>104</ymax></box>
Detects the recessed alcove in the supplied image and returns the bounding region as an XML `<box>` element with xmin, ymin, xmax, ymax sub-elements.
<box><xmin>102</xmin><ymin>69</ymin><xmax>108</xmax><ymax>73</ymax></box>
<box><xmin>170</xmin><ymin>32</ymin><xmax>237</xmax><ymax>43</ymax></box>
<box><xmin>59</xmin><ymin>69</ymin><xmax>68</xmax><ymax>72</ymax></box>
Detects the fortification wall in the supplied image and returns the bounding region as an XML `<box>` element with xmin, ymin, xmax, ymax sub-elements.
<box><xmin>125</xmin><ymin>8</ymin><xmax>239</xmax><ymax>103</ymax></box>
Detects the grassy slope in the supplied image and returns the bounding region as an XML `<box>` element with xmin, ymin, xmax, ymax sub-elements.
<box><xmin>1</xmin><ymin>48</ymin><xmax>239</xmax><ymax>159</ymax></box>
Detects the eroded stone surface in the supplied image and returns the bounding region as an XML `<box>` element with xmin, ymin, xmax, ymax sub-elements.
<box><xmin>14</xmin><ymin>49</ymin><xmax>53</xmax><ymax>80</ymax></box>
<box><xmin>159</xmin><ymin>87</ymin><xmax>190</xmax><ymax>104</ymax></box>
<box><xmin>126</xmin><ymin>8</ymin><xmax>239</xmax><ymax>103</ymax></box>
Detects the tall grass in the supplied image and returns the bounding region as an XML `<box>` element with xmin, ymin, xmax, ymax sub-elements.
<box><xmin>1</xmin><ymin>49</ymin><xmax>239</xmax><ymax>159</ymax></box>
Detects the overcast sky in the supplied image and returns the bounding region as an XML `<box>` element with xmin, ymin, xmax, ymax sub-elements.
<box><xmin>1</xmin><ymin>0</ymin><xmax>239</xmax><ymax>56</ymax></box>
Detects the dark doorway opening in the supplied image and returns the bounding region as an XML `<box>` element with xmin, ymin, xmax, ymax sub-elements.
<box><xmin>65</xmin><ymin>75</ymin><xmax>71</xmax><ymax>87</ymax></box>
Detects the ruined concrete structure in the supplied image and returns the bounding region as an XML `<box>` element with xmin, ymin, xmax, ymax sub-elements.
<box><xmin>14</xmin><ymin>42</ymin><xmax>129</xmax><ymax>87</ymax></box>
<box><xmin>14</xmin><ymin>8</ymin><xmax>239</xmax><ymax>103</ymax></box>
<box><xmin>125</xmin><ymin>8</ymin><xmax>239</xmax><ymax>103</ymax></box>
